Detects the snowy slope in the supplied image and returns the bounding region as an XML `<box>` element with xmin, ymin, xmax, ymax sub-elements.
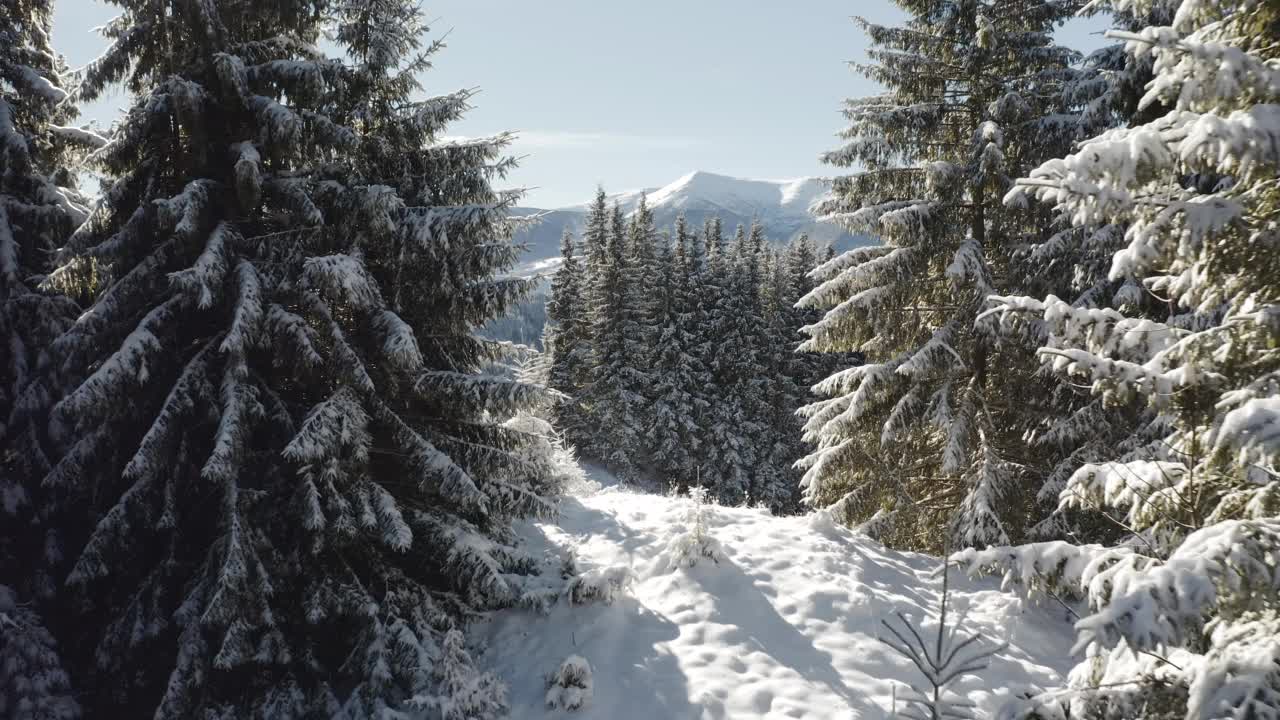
<box><xmin>478</xmin><ymin>469</ymin><xmax>1075</xmax><ymax>719</ymax></box>
<box><xmin>509</xmin><ymin>171</ymin><xmax>874</xmax><ymax>277</ymax></box>
<box><xmin>644</xmin><ymin>171</ymin><xmax>828</xmax><ymax>220</ymax></box>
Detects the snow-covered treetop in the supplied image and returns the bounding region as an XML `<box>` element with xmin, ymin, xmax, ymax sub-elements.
<box><xmin>1</xmin><ymin>0</ymin><xmax>98</xmax><ymax>296</ymax></box>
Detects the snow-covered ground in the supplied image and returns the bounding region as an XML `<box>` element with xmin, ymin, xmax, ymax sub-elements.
<box><xmin>479</xmin><ymin>467</ymin><xmax>1076</xmax><ymax>719</ymax></box>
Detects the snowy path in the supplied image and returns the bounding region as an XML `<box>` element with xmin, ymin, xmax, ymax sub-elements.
<box><xmin>480</xmin><ymin>468</ymin><xmax>1075</xmax><ymax>719</ymax></box>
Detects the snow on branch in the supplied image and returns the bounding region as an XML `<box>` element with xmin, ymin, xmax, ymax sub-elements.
<box><xmin>49</xmin><ymin>124</ymin><xmax>108</xmax><ymax>149</ymax></box>
<box><xmin>367</xmin><ymin>398</ymin><xmax>488</xmax><ymax>516</ymax></box>
<box><xmin>219</xmin><ymin>261</ymin><xmax>264</xmax><ymax>369</ymax></box>
<box><xmin>952</xmin><ymin>541</ymin><xmax>1138</xmax><ymax>601</ymax></box>
<box><xmin>798</xmin><ymin>246</ymin><xmax>914</xmax><ymax>310</ymax></box>
<box><xmin>373</xmin><ymin>310</ymin><xmax>424</xmax><ymax>374</ymax></box>
<box><xmin>201</xmin><ymin>365</ymin><xmax>263</xmax><ymax>485</ymax></box>
<box><xmin>282</xmin><ymin>386</ymin><xmax>371</xmax><ymax>469</ymax></box>
<box><xmin>265</xmin><ymin>304</ymin><xmax>324</xmax><ymax>369</ymax></box>
<box><xmin>56</xmin><ymin>295</ymin><xmax>187</xmax><ymax>422</ymax></box>
<box><xmin>156</xmin><ymin>179</ymin><xmax>216</xmax><ymax>241</ymax></box>
<box><xmin>168</xmin><ymin>221</ymin><xmax>235</xmax><ymax>309</ymax></box>
<box><xmin>1072</xmin><ymin>519</ymin><xmax>1280</xmax><ymax>656</ymax></box>
<box><xmin>121</xmin><ymin>340</ymin><xmax>219</xmax><ymax>484</ymax></box>
<box><xmin>301</xmin><ymin>254</ymin><xmax>385</xmax><ymax>311</ymax></box>
<box><xmin>1212</xmin><ymin>395</ymin><xmax>1280</xmax><ymax>469</ymax></box>
<box><xmin>411</xmin><ymin>371</ymin><xmax>543</xmax><ymax>415</ymax></box>
<box><xmin>303</xmin><ymin>293</ymin><xmax>376</xmax><ymax>392</ymax></box>
<box><xmin>232</xmin><ymin>142</ymin><xmax>261</xmax><ymax>211</ymax></box>
<box><xmin>1058</xmin><ymin>460</ymin><xmax>1192</xmax><ymax>532</ymax></box>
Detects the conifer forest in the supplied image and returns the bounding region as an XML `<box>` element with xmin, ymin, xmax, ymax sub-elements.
<box><xmin>2</xmin><ymin>0</ymin><xmax>1278</xmax><ymax>718</ymax></box>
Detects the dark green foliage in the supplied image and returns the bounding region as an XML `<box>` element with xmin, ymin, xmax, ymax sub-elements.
<box><xmin>34</xmin><ymin>0</ymin><xmax>562</xmax><ymax>715</ymax></box>
<box><xmin>548</xmin><ymin>198</ymin><xmax>823</xmax><ymax>510</ymax></box>
<box><xmin>798</xmin><ymin>0</ymin><xmax>1082</xmax><ymax>551</ymax></box>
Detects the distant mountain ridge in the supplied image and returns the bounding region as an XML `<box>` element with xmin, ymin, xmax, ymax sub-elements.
<box><xmin>483</xmin><ymin>171</ymin><xmax>875</xmax><ymax>348</ymax></box>
<box><xmin>508</xmin><ymin>171</ymin><xmax>874</xmax><ymax>277</ymax></box>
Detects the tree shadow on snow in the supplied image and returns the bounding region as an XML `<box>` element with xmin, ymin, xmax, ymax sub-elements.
<box><xmin>494</xmin><ymin>495</ymin><xmax>700</xmax><ymax>719</ymax></box>
<box><xmin>494</xmin><ymin>594</ymin><xmax>702</xmax><ymax>720</ymax></box>
<box><xmin>686</xmin><ymin>555</ymin><xmax>889</xmax><ymax>719</ymax></box>
<box><xmin>554</xmin><ymin>494</ymin><xmax>662</xmax><ymax>559</ymax></box>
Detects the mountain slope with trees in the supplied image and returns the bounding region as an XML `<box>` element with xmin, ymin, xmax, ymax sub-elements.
<box><xmin>540</xmin><ymin>197</ymin><xmax>832</xmax><ymax>510</ymax></box>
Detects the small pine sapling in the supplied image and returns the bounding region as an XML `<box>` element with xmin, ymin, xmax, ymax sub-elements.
<box><xmin>545</xmin><ymin>655</ymin><xmax>593</xmax><ymax>711</ymax></box>
<box><xmin>410</xmin><ymin>630</ymin><xmax>508</xmax><ymax>720</ymax></box>
<box><xmin>879</xmin><ymin>560</ymin><xmax>1006</xmax><ymax>720</ymax></box>
<box><xmin>660</xmin><ymin>486</ymin><xmax>724</xmax><ymax>571</ymax></box>
<box><xmin>565</xmin><ymin>565</ymin><xmax>633</xmax><ymax>606</ymax></box>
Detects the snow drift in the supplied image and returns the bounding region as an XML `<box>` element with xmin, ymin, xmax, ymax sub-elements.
<box><xmin>478</xmin><ymin>468</ymin><xmax>1075</xmax><ymax>719</ymax></box>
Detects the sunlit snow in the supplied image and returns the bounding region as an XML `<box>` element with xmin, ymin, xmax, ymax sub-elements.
<box><xmin>480</xmin><ymin>466</ymin><xmax>1075</xmax><ymax>719</ymax></box>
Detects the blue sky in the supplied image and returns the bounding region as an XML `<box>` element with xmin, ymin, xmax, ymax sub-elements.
<box><xmin>53</xmin><ymin>1</ymin><xmax>1107</xmax><ymax>209</ymax></box>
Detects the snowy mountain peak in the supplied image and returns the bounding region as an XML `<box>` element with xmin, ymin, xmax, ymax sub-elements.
<box><xmin>645</xmin><ymin>171</ymin><xmax>828</xmax><ymax>219</ymax></box>
<box><xmin>509</xmin><ymin>171</ymin><xmax>870</xmax><ymax>278</ymax></box>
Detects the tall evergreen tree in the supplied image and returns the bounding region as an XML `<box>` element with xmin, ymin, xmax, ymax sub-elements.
<box><xmin>560</xmin><ymin>188</ymin><xmax>611</xmax><ymax>452</ymax></box>
<box><xmin>966</xmin><ymin>1</ymin><xmax>1280</xmax><ymax>717</ymax></box>
<box><xmin>820</xmin><ymin>243</ymin><xmax>836</xmax><ymax>265</ymax></box>
<box><xmin>646</xmin><ymin>214</ymin><xmax>710</xmax><ymax>492</ymax></box>
<box><xmin>584</xmin><ymin>201</ymin><xmax>644</xmax><ymax>478</ymax></box>
<box><xmin>998</xmin><ymin>0</ymin><xmax>1179</xmax><ymax>543</ymax></box>
<box><xmin>753</xmin><ymin>237</ymin><xmax>824</xmax><ymax>513</ymax></box>
<box><xmin>619</xmin><ymin>195</ymin><xmax>661</xmax><ymax>473</ymax></box>
<box><xmin>696</xmin><ymin>222</ymin><xmax>751</xmax><ymax>501</ymax></box>
<box><xmin>546</xmin><ymin>227</ymin><xmax>589</xmax><ymax>438</ymax></box>
<box><xmin>752</xmin><ymin>247</ymin><xmax>791</xmax><ymax>509</ymax></box>
<box><xmin>41</xmin><ymin>0</ymin><xmax>560</xmax><ymax>715</ymax></box>
<box><xmin>0</xmin><ymin>2</ymin><xmax>97</xmax><ymax>714</ymax></box>
<box><xmin>732</xmin><ymin>221</ymin><xmax>772</xmax><ymax>503</ymax></box>
<box><xmin>798</xmin><ymin>0</ymin><xmax>1081</xmax><ymax>551</ymax></box>
<box><xmin>783</xmin><ymin>233</ymin><xmax>823</xmax><ymax>379</ymax></box>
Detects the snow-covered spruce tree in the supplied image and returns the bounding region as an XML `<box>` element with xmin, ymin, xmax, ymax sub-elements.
<box><xmin>687</xmin><ymin>216</ymin><xmax>733</xmax><ymax>490</ymax></box>
<box><xmin>646</xmin><ymin>214</ymin><xmax>709</xmax><ymax>493</ymax></box>
<box><xmin>995</xmin><ymin>0</ymin><xmax>1183</xmax><ymax>544</ymax></box>
<box><xmin>965</xmin><ymin>1</ymin><xmax>1280</xmax><ymax>717</ymax></box>
<box><xmin>422</xmin><ymin>629</ymin><xmax>508</xmax><ymax>720</ymax></box>
<box><xmin>545</xmin><ymin>654</ymin><xmax>593</xmax><ymax>712</ymax></box>
<box><xmin>696</xmin><ymin>222</ymin><xmax>756</xmax><ymax>502</ymax></box>
<box><xmin>562</xmin><ymin>187</ymin><xmax>610</xmax><ymax>452</ymax></box>
<box><xmin>0</xmin><ymin>584</ymin><xmax>79</xmax><ymax>720</ymax></box>
<box><xmin>0</xmin><ymin>0</ymin><xmax>101</xmax><ymax>599</ymax></box>
<box><xmin>751</xmin><ymin>246</ymin><xmax>790</xmax><ymax>509</ymax></box>
<box><xmin>784</xmin><ymin>233</ymin><xmax>829</xmax><ymax>387</ymax></box>
<box><xmin>753</xmin><ymin>239</ymin><xmax>815</xmax><ymax>513</ymax></box>
<box><xmin>0</xmin><ymin>6</ymin><xmax>101</xmax><ymax>715</ymax></box>
<box><xmin>879</xmin><ymin>559</ymin><xmax>1004</xmax><ymax>720</ymax></box>
<box><xmin>732</xmin><ymin>221</ymin><xmax>775</xmax><ymax>505</ymax></box>
<box><xmin>618</xmin><ymin>196</ymin><xmax>662</xmax><ymax>472</ymax></box>
<box><xmin>798</xmin><ymin>0</ymin><xmax>1081</xmax><ymax>551</ymax></box>
<box><xmin>583</xmin><ymin>201</ymin><xmax>645</xmax><ymax>479</ymax></box>
<box><xmin>42</xmin><ymin>0</ymin><xmax>559</xmax><ymax>715</ymax></box>
<box><xmin>546</xmin><ymin>227</ymin><xmax>590</xmax><ymax>439</ymax></box>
